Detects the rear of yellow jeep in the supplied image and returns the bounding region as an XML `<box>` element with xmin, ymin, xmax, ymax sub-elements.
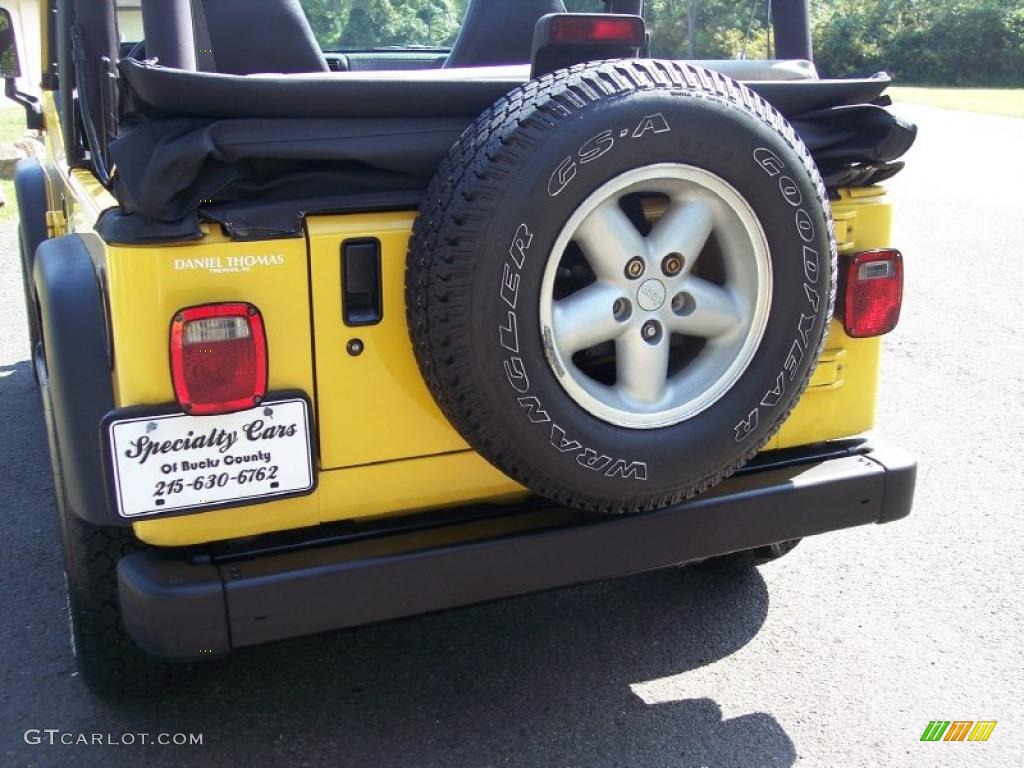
<box><xmin>104</xmin><ymin>189</ymin><xmax>894</xmax><ymax>547</ymax></box>
<box><xmin>5</xmin><ymin>0</ymin><xmax>915</xmax><ymax>698</ymax></box>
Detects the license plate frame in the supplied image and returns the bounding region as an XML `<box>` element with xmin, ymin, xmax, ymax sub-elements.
<box><xmin>103</xmin><ymin>393</ymin><xmax>316</xmax><ymax>520</ymax></box>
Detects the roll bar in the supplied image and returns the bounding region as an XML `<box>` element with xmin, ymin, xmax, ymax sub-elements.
<box><xmin>141</xmin><ymin>0</ymin><xmax>198</xmax><ymax>71</ymax></box>
<box><xmin>771</xmin><ymin>0</ymin><xmax>813</xmax><ymax>61</ymax></box>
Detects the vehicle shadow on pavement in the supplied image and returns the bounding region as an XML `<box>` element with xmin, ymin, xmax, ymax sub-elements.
<box><xmin>169</xmin><ymin>569</ymin><xmax>794</xmax><ymax>767</ymax></box>
<box><xmin>0</xmin><ymin>359</ymin><xmax>795</xmax><ymax>768</ymax></box>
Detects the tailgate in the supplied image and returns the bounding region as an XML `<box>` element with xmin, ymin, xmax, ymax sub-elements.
<box><xmin>306</xmin><ymin>212</ymin><xmax>468</xmax><ymax>470</ymax></box>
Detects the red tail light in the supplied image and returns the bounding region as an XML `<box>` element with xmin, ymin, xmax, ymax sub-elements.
<box><xmin>170</xmin><ymin>303</ymin><xmax>267</xmax><ymax>415</ymax></box>
<box><xmin>548</xmin><ymin>15</ymin><xmax>646</xmax><ymax>46</ymax></box>
<box><xmin>843</xmin><ymin>249</ymin><xmax>903</xmax><ymax>338</ymax></box>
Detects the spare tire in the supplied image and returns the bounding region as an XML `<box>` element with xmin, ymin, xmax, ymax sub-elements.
<box><xmin>407</xmin><ymin>60</ymin><xmax>836</xmax><ymax>513</ymax></box>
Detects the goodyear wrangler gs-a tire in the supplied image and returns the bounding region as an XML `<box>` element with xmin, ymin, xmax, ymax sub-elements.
<box><xmin>407</xmin><ymin>60</ymin><xmax>836</xmax><ymax>513</ymax></box>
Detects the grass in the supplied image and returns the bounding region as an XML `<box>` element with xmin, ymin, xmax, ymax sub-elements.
<box><xmin>0</xmin><ymin>104</ymin><xmax>30</xmax><ymax>223</ymax></box>
<box><xmin>0</xmin><ymin>103</ymin><xmax>26</xmax><ymax>140</ymax></box>
<box><xmin>887</xmin><ymin>86</ymin><xmax>1024</xmax><ymax>118</ymax></box>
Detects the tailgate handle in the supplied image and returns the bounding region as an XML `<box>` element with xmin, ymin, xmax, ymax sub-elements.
<box><xmin>341</xmin><ymin>239</ymin><xmax>383</xmax><ymax>326</ymax></box>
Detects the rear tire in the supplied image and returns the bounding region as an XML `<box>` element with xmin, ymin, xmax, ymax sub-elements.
<box><xmin>40</xmin><ymin>360</ymin><xmax>173</xmax><ymax>699</ymax></box>
<box><xmin>56</xmin><ymin>502</ymin><xmax>175</xmax><ymax>699</ymax></box>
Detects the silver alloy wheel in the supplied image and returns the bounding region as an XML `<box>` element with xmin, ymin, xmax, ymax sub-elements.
<box><xmin>539</xmin><ymin>164</ymin><xmax>772</xmax><ymax>429</ymax></box>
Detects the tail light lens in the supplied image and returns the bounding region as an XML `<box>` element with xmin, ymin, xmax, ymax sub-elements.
<box><xmin>547</xmin><ymin>15</ymin><xmax>646</xmax><ymax>46</ymax></box>
<box><xmin>170</xmin><ymin>303</ymin><xmax>267</xmax><ymax>415</ymax></box>
<box><xmin>843</xmin><ymin>249</ymin><xmax>903</xmax><ymax>338</ymax></box>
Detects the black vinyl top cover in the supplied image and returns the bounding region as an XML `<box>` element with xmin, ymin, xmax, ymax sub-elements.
<box><xmin>118</xmin><ymin>59</ymin><xmax>536</xmax><ymax>120</ymax></box>
<box><xmin>105</xmin><ymin>117</ymin><xmax>467</xmax><ymax>241</ymax></box>
<box><xmin>102</xmin><ymin>60</ymin><xmax>916</xmax><ymax>243</ymax></box>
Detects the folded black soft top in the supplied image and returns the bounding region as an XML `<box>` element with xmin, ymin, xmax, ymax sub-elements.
<box><xmin>119</xmin><ymin>58</ymin><xmax>894</xmax><ymax>120</ymax></box>
<box><xmin>102</xmin><ymin>60</ymin><xmax>916</xmax><ymax>244</ymax></box>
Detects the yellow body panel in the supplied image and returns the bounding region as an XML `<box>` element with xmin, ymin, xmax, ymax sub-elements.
<box><xmin>105</xmin><ymin>237</ymin><xmax>316</xmax><ymax>406</ymax></box>
<box><xmin>771</xmin><ymin>187</ymin><xmax>892</xmax><ymax>449</ymax></box>
<box><xmin>104</xmin><ymin>219</ymin><xmax>523</xmax><ymax>545</ymax></box>
<box><xmin>103</xmin><ymin>235</ymin><xmax>324</xmax><ymax>541</ymax></box>
<box><xmin>136</xmin><ymin>452</ymin><xmax>524</xmax><ymax>546</ymax></box>
<box><xmin>306</xmin><ymin>214</ymin><xmax>469</xmax><ymax>468</ymax></box>
<box><xmin>314</xmin><ymin>451</ymin><xmax>523</xmax><ymax>521</ymax></box>
<box><xmin>133</xmin><ymin>218</ymin><xmax>528</xmax><ymax>545</ymax></box>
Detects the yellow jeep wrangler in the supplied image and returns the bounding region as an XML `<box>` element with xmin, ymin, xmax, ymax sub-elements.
<box><xmin>2</xmin><ymin>0</ymin><xmax>916</xmax><ymax>698</ymax></box>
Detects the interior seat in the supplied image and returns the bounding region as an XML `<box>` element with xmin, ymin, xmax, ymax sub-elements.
<box><xmin>444</xmin><ymin>0</ymin><xmax>566</xmax><ymax>68</ymax></box>
<box><xmin>198</xmin><ymin>0</ymin><xmax>329</xmax><ymax>74</ymax></box>
<box><xmin>142</xmin><ymin>0</ymin><xmax>329</xmax><ymax>74</ymax></box>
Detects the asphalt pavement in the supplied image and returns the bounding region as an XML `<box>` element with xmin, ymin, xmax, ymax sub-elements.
<box><xmin>1</xmin><ymin>103</ymin><xmax>1022</xmax><ymax>768</ymax></box>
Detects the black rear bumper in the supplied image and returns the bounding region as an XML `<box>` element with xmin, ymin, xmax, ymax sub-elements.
<box><xmin>118</xmin><ymin>439</ymin><xmax>915</xmax><ymax>660</ymax></box>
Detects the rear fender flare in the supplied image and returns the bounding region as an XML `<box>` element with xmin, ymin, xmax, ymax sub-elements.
<box><xmin>33</xmin><ymin>234</ymin><xmax>123</xmax><ymax>526</ymax></box>
<box><xmin>14</xmin><ymin>158</ymin><xmax>50</xmax><ymax>271</ymax></box>
<box><xmin>14</xmin><ymin>158</ymin><xmax>51</xmax><ymax>349</ymax></box>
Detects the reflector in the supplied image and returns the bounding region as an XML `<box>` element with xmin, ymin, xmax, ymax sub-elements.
<box><xmin>547</xmin><ymin>15</ymin><xmax>646</xmax><ymax>46</ymax></box>
<box><xmin>170</xmin><ymin>303</ymin><xmax>268</xmax><ymax>415</ymax></box>
<box><xmin>843</xmin><ymin>250</ymin><xmax>903</xmax><ymax>338</ymax></box>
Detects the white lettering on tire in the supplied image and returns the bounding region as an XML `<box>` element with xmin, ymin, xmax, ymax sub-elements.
<box><xmin>549</xmin><ymin>114</ymin><xmax>671</xmax><ymax>197</ymax></box>
<box><xmin>753</xmin><ymin>148</ymin><xmax>784</xmax><ymax>177</ymax></box>
<box><xmin>735</xmin><ymin>148</ymin><xmax>826</xmax><ymax>443</ymax></box>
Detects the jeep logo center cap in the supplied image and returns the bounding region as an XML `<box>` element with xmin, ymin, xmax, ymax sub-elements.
<box><xmin>637</xmin><ymin>278</ymin><xmax>667</xmax><ymax>311</ymax></box>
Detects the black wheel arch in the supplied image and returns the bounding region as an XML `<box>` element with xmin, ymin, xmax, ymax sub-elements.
<box><xmin>14</xmin><ymin>157</ymin><xmax>50</xmax><ymax>267</ymax></box>
<box><xmin>34</xmin><ymin>233</ymin><xmax>122</xmax><ymax>527</ymax></box>
<box><xmin>14</xmin><ymin>158</ymin><xmax>51</xmax><ymax>352</ymax></box>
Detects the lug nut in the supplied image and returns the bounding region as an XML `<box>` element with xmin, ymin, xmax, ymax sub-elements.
<box><xmin>672</xmin><ymin>292</ymin><xmax>696</xmax><ymax>316</ymax></box>
<box><xmin>613</xmin><ymin>298</ymin><xmax>632</xmax><ymax>322</ymax></box>
<box><xmin>641</xmin><ymin>320</ymin><xmax>662</xmax><ymax>344</ymax></box>
<box><xmin>662</xmin><ymin>253</ymin><xmax>684</xmax><ymax>277</ymax></box>
<box><xmin>624</xmin><ymin>257</ymin><xmax>645</xmax><ymax>280</ymax></box>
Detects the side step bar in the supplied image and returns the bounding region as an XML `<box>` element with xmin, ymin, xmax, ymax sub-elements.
<box><xmin>118</xmin><ymin>440</ymin><xmax>915</xmax><ymax>659</ymax></box>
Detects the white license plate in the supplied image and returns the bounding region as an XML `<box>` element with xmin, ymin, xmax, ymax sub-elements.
<box><xmin>107</xmin><ymin>398</ymin><xmax>314</xmax><ymax>518</ymax></box>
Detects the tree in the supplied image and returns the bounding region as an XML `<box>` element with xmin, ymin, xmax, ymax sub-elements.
<box><xmin>301</xmin><ymin>0</ymin><xmax>466</xmax><ymax>50</ymax></box>
<box><xmin>297</xmin><ymin>0</ymin><xmax>1024</xmax><ymax>86</ymax></box>
<box><xmin>812</xmin><ymin>0</ymin><xmax>1024</xmax><ymax>85</ymax></box>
